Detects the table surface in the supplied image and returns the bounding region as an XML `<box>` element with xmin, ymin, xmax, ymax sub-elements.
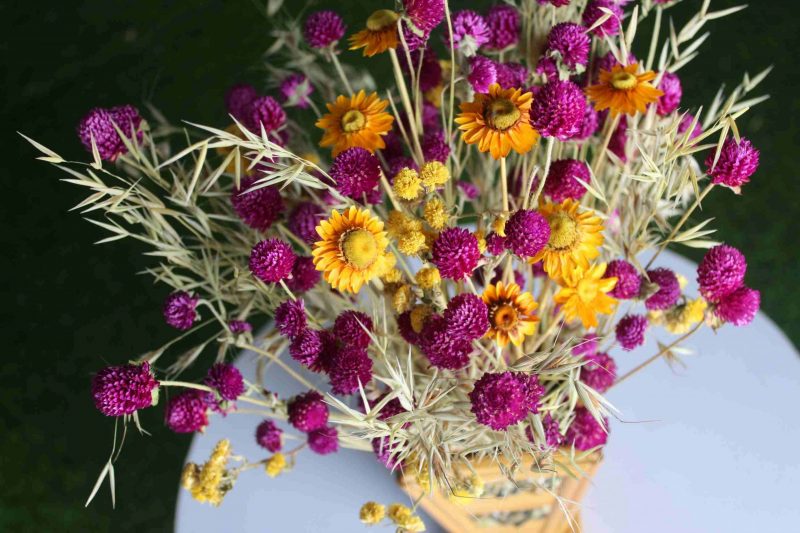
<box><xmin>175</xmin><ymin>251</ymin><xmax>800</xmax><ymax>532</ymax></box>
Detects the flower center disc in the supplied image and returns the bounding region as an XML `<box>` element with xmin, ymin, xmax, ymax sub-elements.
<box><xmin>485</xmin><ymin>98</ymin><xmax>521</xmax><ymax>131</ymax></box>
<box><xmin>340</xmin><ymin>229</ymin><xmax>379</xmax><ymax>270</ymax></box>
<box><xmin>341</xmin><ymin>110</ymin><xmax>366</xmax><ymax>133</ymax></box>
<box><xmin>492</xmin><ymin>303</ymin><xmax>519</xmax><ymax>332</ymax></box>
<box><xmin>610</xmin><ymin>71</ymin><xmax>637</xmax><ymax>90</ymax></box>
<box><xmin>366</xmin><ymin>9</ymin><xmax>399</xmax><ymax>31</ymax></box>
<box><xmin>548</xmin><ymin>212</ymin><xmax>580</xmax><ymax>250</ymax></box>
<box><xmin>577</xmin><ymin>278</ymin><xmax>598</xmax><ymax>302</ymax></box>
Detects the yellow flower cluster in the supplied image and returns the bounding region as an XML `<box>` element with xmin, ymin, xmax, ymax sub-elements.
<box><xmin>359</xmin><ymin>501</ymin><xmax>386</xmax><ymax>525</ymax></box>
<box><xmin>181</xmin><ymin>439</ymin><xmax>232</xmax><ymax>506</ymax></box>
<box><xmin>448</xmin><ymin>474</ymin><xmax>485</xmax><ymax>506</ymax></box>
<box><xmin>265</xmin><ymin>452</ymin><xmax>287</xmax><ymax>478</ymax></box>
<box><xmin>423</xmin><ymin>198</ymin><xmax>448</xmax><ymax>230</ymax></box>
<box><xmin>388</xmin><ymin>503</ymin><xmax>426</xmax><ymax>531</ymax></box>
<box><xmin>415</xmin><ymin>267</ymin><xmax>441</xmax><ymax>289</ymax></box>
<box><xmin>392</xmin><ymin>161</ymin><xmax>450</xmax><ymax>202</ymax></box>
<box><xmin>649</xmin><ymin>298</ymin><xmax>707</xmax><ymax>334</ymax></box>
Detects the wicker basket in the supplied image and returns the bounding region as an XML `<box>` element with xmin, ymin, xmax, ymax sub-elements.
<box><xmin>399</xmin><ymin>451</ymin><xmax>602</xmax><ymax>532</ymax></box>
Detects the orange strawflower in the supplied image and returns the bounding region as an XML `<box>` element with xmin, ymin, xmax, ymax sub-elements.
<box><xmin>455</xmin><ymin>84</ymin><xmax>539</xmax><ymax>159</ymax></box>
<box><xmin>315</xmin><ymin>90</ymin><xmax>394</xmax><ymax>156</ymax></box>
<box><xmin>554</xmin><ymin>263</ymin><xmax>618</xmax><ymax>329</ymax></box>
<box><xmin>482</xmin><ymin>281</ymin><xmax>540</xmax><ymax>347</ymax></box>
<box><xmin>349</xmin><ymin>10</ymin><xmax>400</xmax><ymax>57</ymax></box>
<box><xmin>586</xmin><ymin>63</ymin><xmax>664</xmax><ymax>116</ymax></box>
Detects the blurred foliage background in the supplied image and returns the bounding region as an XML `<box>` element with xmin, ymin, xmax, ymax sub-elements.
<box><xmin>2</xmin><ymin>0</ymin><xmax>797</xmax><ymax>530</ymax></box>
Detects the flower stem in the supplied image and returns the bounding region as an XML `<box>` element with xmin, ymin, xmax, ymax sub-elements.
<box><xmin>327</xmin><ymin>48</ymin><xmax>353</xmax><ymax>95</ymax></box>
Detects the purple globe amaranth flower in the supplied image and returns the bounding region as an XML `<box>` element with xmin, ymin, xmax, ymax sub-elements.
<box><xmin>705</xmin><ymin>137</ymin><xmax>760</xmax><ymax>189</ymax></box>
<box><xmin>304</xmin><ymin>10</ymin><xmax>346</xmax><ymax>49</ymax></box>
<box><xmin>231</xmin><ymin>175</ymin><xmax>284</xmax><ymax>232</ymax></box>
<box><xmin>329</xmin><ymin>147</ymin><xmax>381</xmax><ymax>200</ymax></box>
<box><xmin>78</xmin><ymin>105</ymin><xmax>143</xmax><ymax>161</ymax></box>
<box><xmin>372</xmin><ymin>436</ymin><xmax>402</xmax><ymax>469</ymax></box>
<box><xmin>583</xmin><ymin>0</ymin><xmax>622</xmax><ymax>37</ymax></box>
<box><xmin>715</xmin><ymin>286</ymin><xmax>760</xmax><ymax>327</ymax></box>
<box><xmin>432</xmin><ymin>228</ymin><xmax>481</xmax><ymax>279</ymax></box>
<box><xmin>443</xmin><ymin>294</ymin><xmax>490</xmax><ymax>341</ymax></box>
<box><xmin>255</xmin><ymin>419</ymin><xmax>283</xmax><ymax>453</ymax></box>
<box><xmin>374</xmin><ymin>393</ymin><xmax>409</xmax><ymax>424</ymax></box>
<box><xmin>643</xmin><ymin>268</ymin><xmax>681</xmax><ymax>310</ymax></box>
<box><xmin>165</xmin><ymin>390</ymin><xmax>209</xmax><ymax>433</ymax></box>
<box><xmin>225</xmin><ymin>84</ymin><xmax>257</xmax><ymax>121</ymax></box>
<box><xmin>287</xmin><ymin>391</ymin><xmax>328</xmax><ymax>432</ymax></box>
<box><xmin>448</xmin><ymin>10</ymin><xmax>491</xmax><ymax>55</ymax></box>
<box><xmin>544</xmin><ymin>159</ymin><xmax>589</xmax><ymax>203</ymax></box>
<box><xmin>279</xmin><ymin>73</ymin><xmax>314</xmax><ymax>109</ymax></box>
<box><xmin>608</xmin><ymin>115</ymin><xmax>628</xmax><ymax>162</ymax></box>
<box><xmin>542</xmin><ymin>413</ymin><xmax>564</xmax><ymax>448</ymax></box>
<box><xmin>572</xmin><ymin>333</ymin><xmax>598</xmax><ymax>357</ymax></box>
<box><xmin>308</xmin><ymin>426</ymin><xmax>339</xmax><ymax>455</ymax></box>
<box><xmin>205</xmin><ymin>363</ymin><xmax>245</xmax><ymax>401</ymax></box>
<box><xmin>458</xmin><ymin>180</ymin><xmax>480</xmax><ymax>200</ymax></box>
<box><xmin>535</xmin><ymin>57</ymin><xmax>559</xmax><ymax>81</ymax></box>
<box><xmin>311</xmin><ymin>330</ymin><xmax>340</xmax><ymax>374</ymax></box>
<box><xmin>404</xmin><ymin>0</ymin><xmax>445</xmax><ymax>33</ymax></box>
<box><xmin>580</xmin><ymin>352</ymin><xmax>617</xmax><ymax>392</ymax></box>
<box><xmin>505</xmin><ymin>209</ymin><xmax>551</xmax><ymax>257</ymax></box>
<box><xmin>485</xmin><ymin>4</ymin><xmax>519</xmax><ymax>50</ymax></box>
<box><xmin>485</xmin><ymin>232</ymin><xmax>506</xmax><ymax>256</ymax></box>
<box><xmin>228</xmin><ymin>320</ymin><xmax>252</xmax><ymax>334</ymax></box>
<box><xmin>397</xmin><ymin>311</ymin><xmax>421</xmax><ymax>345</ymax></box>
<box><xmin>678</xmin><ymin>113</ymin><xmax>703</xmax><ymax>139</ymax></box>
<box><xmin>288</xmin><ymin>202</ymin><xmax>324</xmax><ymax>245</ymax></box>
<box><xmin>286</xmin><ymin>256</ymin><xmax>320</xmax><ymax>293</ymax></box>
<box><xmin>400</xmin><ymin>47</ymin><xmax>442</xmax><ymax>92</ymax></box>
<box><xmin>529</xmin><ymin>80</ymin><xmax>586</xmax><ymax>140</ymax></box>
<box><xmin>566</xmin><ymin>406</ymin><xmax>608</xmax><ymax>450</ymax></box>
<box><xmin>249</xmin><ymin>239</ymin><xmax>296</xmax><ymax>284</ymax></box>
<box><xmin>615</xmin><ymin>314</ymin><xmax>648</xmax><ymax>351</ymax></box>
<box><xmin>333</xmin><ymin>311</ymin><xmax>374</xmax><ymax>350</ymax></box>
<box><xmin>91</xmin><ymin>361</ymin><xmax>158</xmax><ymax>417</ymax></box>
<box><xmin>422</xmin><ymin>130</ymin><xmax>450</xmax><ymax>163</ymax></box>
<box><xmin>419</xmin><ymin>315</ymin><xmax>474</xmax><ymax>369</ymax></box>
<box><xmin>657</xmin><ymin>72</ymin><xmax>682</xmax><ymax>116</ymax></box>
<box><xmin>289</xmin><ymin>328</ymin><xmax>323</xmax><ymax>368</ymax></box>
<box><xmin>274</xmin><ymin>299</ymin><xmax>306</xmax><ymax>339</ymax></box>
<box><xmin>697</xmin><ymin>244</ymin><xmax>747</xmax><ymax>302</ymax></box>
<box><xmin>328</xmin><ymin>347</ymin><xmax>374</xmax><ymax>395</ymax></box>
<box><xmin>495</xmin><ymin>62</ymin><xmax>529</xmax><ymax>89</ymax></box>
<box><xmin>571</xmin><ymin>100</ymin><xmax>599</xmax><ymax>141</ymax></box>
<box><xmin>604</xmin><ymin>259</ymin><xmax>641</xmax><ymax>299</ymax></box>
<box><xmin>538</xmin><ymin>0</ymin><xmax>571</xmax><ymax>6</ymax></box>
<box><xmin>468</xmin><ymin>55</ymin><xmax>497</xmax><ymax>93</ymax></box>
<box><xmin>470</xmin><ymin>371</ymin><xmax>544</xmax><ymax>431</ymax></box>
<box><xmin>163</xmin><ymin>291</ymin><xmax>199</xmax><ymax>331</ymax></box>
<box><xmin>545</xmin><ymin>22</ymin><xmax>590</xmax><ymax>70</ymax></box>
<box><xmin>246</xmin><ymin>95</ymin><xmax>286</xmax><ymax>135</ymax></box>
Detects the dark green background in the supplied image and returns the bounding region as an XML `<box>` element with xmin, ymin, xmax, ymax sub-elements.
<box><xmin>2</xmin><ymin>0</ymin><xmax>797</xmax><ymax>530</ymax></box>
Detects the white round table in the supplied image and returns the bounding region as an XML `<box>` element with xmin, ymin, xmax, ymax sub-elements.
<box><xmin>175</xmin><ymin>251</ymin><xmax>800</xmax><ymax>532</ymax></box>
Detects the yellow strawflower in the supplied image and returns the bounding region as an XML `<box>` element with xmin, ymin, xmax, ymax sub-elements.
<box><xmin>393</xmin><ymin>168</ymin><xmax>422</xmax><ymax>200</ymax></box>
<box><xmin>423</xmin><ymin>198</ymin><xmax>448</xmax><ymax>230</ymax></box>
<box><xmin>398</xmin><ymin>230</ymin><xmax>427</xmax><ymax>255</ymax></box>
<box><xmin>359</xmin><ymin>501</ymin><xmax>386</xmax><ymax>525</ymax></box>
<box><xmin>265</xmin><ymin>453</ymin><xmax>287</xmax><ymax>478</ymax></box>
<box><xmin>419</xmin><ymin>161</ymin><xmax>449</xmax><ymax>189</ymax></box>
<box><xmin>415</xmin><ymin>267</ymin><xmax>441</xmax><ymax>289</ymax></box>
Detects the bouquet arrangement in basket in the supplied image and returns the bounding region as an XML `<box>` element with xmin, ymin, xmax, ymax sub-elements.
<box><xmin>26</xmin><ymin>0</ymin><xmax>766</xmax><ymax>530</ymax></box>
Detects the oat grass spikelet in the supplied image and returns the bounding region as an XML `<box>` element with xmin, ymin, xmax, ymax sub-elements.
<box><xmin>482</xmin><ymin>281</ymin><xmax>539</xmax><ymax>347</ymax></box>
<box><xmin>555</xmin><ymin>263</ymin><xmax>617</xmax><ymax>328</ymax></box>
<box><xmin>312</xmin><ymin>207</ymin><xmax>390</xmax><ymax>293</ymax></box>
<box><xmin>586</xmin><ymin>63</ymin><xmax>663</xmax><ymax>116</ymax></box>
<box><xmin>456</xmin><ymin>83</ymin><xmax>538</xmax><ymax>159</ymax></box>
<box><xmin>316</xmin><ymin>90</ymin><xmax>394</xmax><ymax>156</ymax></box>
<box><xmin>531</xmin><ymin>199</ymin><xmax>604</xmax><ymax>279</ymax></box>
<box><xmin>349</xmin><ymin>10</ymin><xmax>400</xmax><ymax>57</ymax></box>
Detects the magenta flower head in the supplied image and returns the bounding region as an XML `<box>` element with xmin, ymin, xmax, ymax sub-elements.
<box><xmin>574</xmin><ymin>100</ymin><xmax>599</xmax><ymax>140</ymax></box>
<box><xmin>678</xmin><ymin>113</ymin><xmax>703</xmax><ymax>139</ymax></box>
<box><xmin>458</xmin><ymin>180</ymin><xmax>480</xmax><ymax>200</ymax></box>
<box><xmin>255</xmin><ymin>419</ymin><xmax>283</xmax><ymax>453</ymax></box>
<box><xmin>422</xmin><ymin>130</ymin><xmax>450</xmax><ymax>163</ymax></box>
<box><xmin>400</xmin><ymin>48</ymin><xmax>442</xmax><ymax>92</ymax></box>
<box><xmin>372</xmin><ymin>436</ymin><xmax>401</xmax><ymax>469</ymax></box>
<box><xmin>205</xmin><ymin>363</ymin><xmax>245</xmax><ymax>402</ymax></box>
<box><xmin>328</xmin><ymin>347</ymin><xmax>374</xmax><ymax>395</ymax></box>
<box><xmin>165</xmin><ymin>390</ymin><xmax>209</xmax><ymax>433</ymax></box>
<box><xmin>304</xmin><ymin>10</ymin><xmax>346</xmax><ymax>49</ymax></box>
<box><xmin>225</xmin><ymin>84</ymin><xmax>258</xmax><ymax>121</ymax></box>
<box><xmin>608</xmin><ymin>115</ymin><xmax>628</xmax><ymax>162</ymax></box>
<box><xmin>333</xmin><ymin>311</ymin><xmax>374</xmax><ymax>350</ymax></box>
<box><xmin>286</xmin><ymin>256</ymin><xmax>321</xmax><ymax>293</ymax></box>
<box><xmin>580</xmin><ymin>352</ymin><xmax>617</xmax><ymax>392</ymax></box>
<box><xmin>249</xmin><ymin>239</ymin><xmax>296</xmax><ymax>284</ymax></box>
<box><xmin>615</xmin><ymin>314</ymin><xmax>648</xmax><ymax>351</ymax></box>
<box><xmin>228</xmin><ymin>320</ymin><xmax>252</xmax><ymax>334</ymax></box>
<box><xmin>657</xmin><ymin>72</ymin><xmax>682</xmax><ymax>116</ymax></box>
<box><xmin>582</xmin><ymin>0</ymin><xmax>622</xmax><ymax>37</ymax></box>
<box><xmin>246</xmin><ymin>95</ymin><xmax>286</xmax><ymax>136</ymax></box>
<box><xmin>308</xmin><ymin>426</ymin><xmax>339</xmax><ymax>455</ymax></box>
<box><xmin>91</xmin><ymin>361</ymin><xmax>158</xmax><ymax>417</ymax></box>
<box><xmin>529</xmin><ymin>80</ymin><xmax>586</xmax><ymax>140</ymax></box>
<box><xmin>604</xmin><ymin>259</ymin><xmax>641</xmax><ymax>299</ymax></box>
<box><xmin>705</xmin><ymin>137</ymin><xmax>760</xmax><ymax>190</ymax></box>
<box><xmin>714</xmin><ymin>286</ymin><xmax>760</xmax><ymax>327</ymax></box>
<box><xmin>643</xmin><ymin>268</ymin><xmax>681</xmax><ymax>310</ymax></box>
<box><xmin>279</xmin><ymin>73</ymin><xmax>314</xmax><ymax>109</ymax></box>
<box><xmin>545</xmin><ymin>22</ymin><xmax>590</xmax><ymax>71</ymax></box>
<box><xmin>565</xmin><ymin>406</ymin><xmax>608</xmax><ymax>450</ymax></box>
<box><xmin>505</xmin><ymin>209</ymin><xmax>551</xmax><ymax>257</ymax></box>
<box><xmin>544</xmin><ymin>159</ymin><xmax>589</xmax><ymax>203</ymax></box>
<box><xmin>468</xmin><ymin>56</ymin><xmax>498</xmax><ymax>93</ymax></box>
<box><xmin>495</xmin><ymin>62</ymin><xmax>529</xmax><ymax>89</ymax></box>
<box><xmin>470</xmin><ymin>371</ymin><xmax>544</xmax><ymax>431</ymax></box>
<box><xmin>697</xmin><ymin>244</ymin><xmax>747</xmax><ymax>302</ymax></box>
<box><xmin>448</xmin><ymin>10</ymin><xmax>491</xmax><ymax>56</ymax></box>
<box><xmin>290</xmin><ymin>328</ymin><xmax>323</xmax><ymax>368</ymax></box>
<box><xmin>288</xmin><ymin>391</ymin><xmax>328</xmax><ymax>432</ymax></box>
<box><xmin>486</xmin><ymin>232</ymin><xmax>506</xmax><ymax>256</ymax></box>
<box><xmin>443</xmin><ymin>293</ymin><xmax>490</xmax><ymax>341</ymax></box>
<box><xmin>403</xmin><ymin>0</ymin><xmax>445</xmax><ymax>33</ymax></box>
<box><xmin>163</xmin><ymin>291</ymin><xmax>199</xmax><ymax>330</ymax></box>
<box><xmin>572</xmin><ymin>333</ymin><xmax>598</xmax><ymax>357</ymax></box>
<box><xmin>538</xmin><ymin>0</ymin><xmax>571</xmax><ymax>6</ymax></box>
<box><xmin>419</xmin><ymin>315</ymin><xmax>474</xmax><ymax>369</ymax></box>
<box><xmin>274</xmin><ymin>298</ymin><xmax>306</xmax><ymax>339</ymax></box>
<box><xmin>329</xmin><ymin>147</ymin><xmax>381</xmax><ymax>200</ymax></box>
<box><xmin>432</xmin><ymin>228</ymin><xmax>481</xmax><ymax>279</ymax></box>
<box><xmin>485</xmin><ymin>4</ymin><xmax>520</xmax><ymax>50</ymax></box>
<box><xmin>78</xmin><ymin>105</ymin><xmax>143</xmax><ymax>161</ymax></box>
<box><xmin>288</xmin><ymin>202</ymin><xmax>324</xmax><ymax>245</ymax></box>
<box><xmin>231</xmin><ymin>175</ymin><xmax>284</xmax><ymax>232</ymax></box>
